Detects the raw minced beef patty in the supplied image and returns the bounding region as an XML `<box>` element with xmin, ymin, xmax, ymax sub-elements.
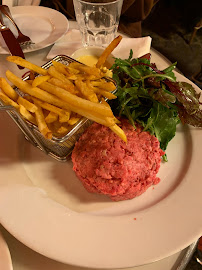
<box><xmin>71</xmin><ymin>118</ymin><xmax>165</xmax><ymax>201</ymax></box>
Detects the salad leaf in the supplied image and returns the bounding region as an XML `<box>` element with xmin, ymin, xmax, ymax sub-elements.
<box><xmin>150</xmin><ymin>102</ymin><xmax>180</xmax><ymax>151</ymax></box>
<box><xmin>165</xmin><ymin>80</ymin><xmax>202</xmax><ymax>127</ymax></box>
<box><xmin>111</xmin><ymin>51</ymin><xmax>202</xmax><ymax>159</ymax></box>
<box><xmin>162</xmin><ymin>62</ymin><xmax>177</xmax><ymax>82</ymax></box>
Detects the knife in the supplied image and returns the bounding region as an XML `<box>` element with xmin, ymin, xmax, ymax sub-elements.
<box><xmin>0</xmin><ymin>10</ymin><xmax>25</xmax><ymax>68</ymax></box>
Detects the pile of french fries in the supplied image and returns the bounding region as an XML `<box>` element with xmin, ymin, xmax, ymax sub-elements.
<box><xmin>0</xmin><ymin>35</ymin><xmax>127</xmax><ymax>142</ymax></box>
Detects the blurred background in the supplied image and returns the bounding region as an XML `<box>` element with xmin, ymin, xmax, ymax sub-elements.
<box><xmin>40</xmin><ymin>0</ymin><xmax>202</xmax><ymax>90</ymax></box>
<box><xmin>142</xmin><ymin>0</ymin><xmax>202</xmax><ymax>88</ymax></box>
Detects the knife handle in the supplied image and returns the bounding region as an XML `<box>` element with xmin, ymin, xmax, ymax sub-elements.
<box><xmin>0</xmin><ymin>5</ymin><xmax>20</xmax><ymax>32</ymax></box>
<box><xmin>0</xmin><ymin>8</ymin><xmax>5</xmax><ymax>28</ymax></box>
<box><xmin>0</xmin><ymin>9</ymin><xmax>25</xmax><ymax>68</ymax></box>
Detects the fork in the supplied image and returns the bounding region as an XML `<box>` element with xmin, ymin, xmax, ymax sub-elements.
<box><xmin>0</xmin><ymin>5</ymin><xmax>34</xmax><ymax>48</ymax></box>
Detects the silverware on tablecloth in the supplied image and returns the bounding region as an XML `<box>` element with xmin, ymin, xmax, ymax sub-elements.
<box><xmin>0</xmin><ymin>5</ymin><xmax>34</xmax><ymax>48</ymax></box>
<box><xmin>0</xmin><ymin>9</ymin><xmax>24</xmax><ymax>68</ymax></box>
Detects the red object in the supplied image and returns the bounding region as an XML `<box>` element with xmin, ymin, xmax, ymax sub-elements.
<box><xmin>72</xmin><ymin>119</ymin><xmax>164</xmax><ymax>201</ymax></box>
<box><xmin>0</xmin><ymin>11</ymin><xmax>25</xmax><ymax>69</ymax></box>
<box><xmin>198</xmin><ymin>237</ymin><xmax>202</xmax><ymax>251</ymax></box>
<box><xmin>139</xmin><ymin>53</ymin><xmax>151</xmax><ymax>60</ymax></box>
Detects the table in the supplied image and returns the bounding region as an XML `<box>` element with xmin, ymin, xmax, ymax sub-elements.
<box><xmin>0</xmin><ymin>20</ymin><xmax>198</xmax><ymax>270</ymax></box>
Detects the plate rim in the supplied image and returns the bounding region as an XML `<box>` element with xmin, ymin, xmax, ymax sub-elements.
<box><xmin>0</xmin><ymin>5</ymin><xmax>69</xmax><ymax>54</ymax></box>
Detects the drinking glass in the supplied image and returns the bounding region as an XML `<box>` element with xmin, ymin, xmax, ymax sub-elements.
<box><xmin>73</xmin><ymin>0</ymin><xmax>123</xmax><ymax>47</ymax></box>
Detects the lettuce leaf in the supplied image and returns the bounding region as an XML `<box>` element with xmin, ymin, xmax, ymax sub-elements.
<box><xmin>111</xmin><ymin>51</ymin><xmax>202</xmax><ymax>158</ymax></box>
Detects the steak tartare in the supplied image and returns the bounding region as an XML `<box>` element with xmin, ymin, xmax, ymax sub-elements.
<box><xmin>71</xmin><ymin>118</ymin><xmax>165</xmax><ymax>201</ymax></box>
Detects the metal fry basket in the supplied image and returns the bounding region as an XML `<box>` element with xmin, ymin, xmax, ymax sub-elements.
<box><xmin>0</xmin><ymin>55</ymin><xmax>116</xmax><ymax>162</ymax></box>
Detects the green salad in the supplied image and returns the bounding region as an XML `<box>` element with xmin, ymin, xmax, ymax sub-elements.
<box><xmin>111</xmin><ymin>50</ymin><xmax>202</xmax><ymax>161</ymax></box>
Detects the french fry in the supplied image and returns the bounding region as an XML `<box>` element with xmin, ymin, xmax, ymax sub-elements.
<box><xmin>6</xmin><ymin>70</ymin><xmax>64</xmax><ymax>106</ymax></box>
<box><xmin>32</xmin><ymin>97</ymin><xmax>70</xmax><ymax>121</ymax></box>
<box><xmin>52</xmin><ymin>61</ymin><xmax>77</xmax><ymax>79</ymax></box>
<box><xmin>48</xmin><ymin>66</ymin><xmax>75</xmax><ymax>87</ymax></box>
<box><xmin>39</xmin><ymin>81</ymin><xmax>113</xmax><ymax>117</ymax></box>
<box><xmin>68</xmin><ymin>62</ymin><xmax>102</xmax><ymax>78</ymax></box>
<box><xmin>59</xmin><ymin>114</ymin><xmax>71</xmax><ymax>123</ymax></box>
<box><xmin>19</xmin><ymin>104</ymin><xmax>37</xmax><ymax>124</ymax></box>
<box><xmin>66</xmin><ymin>66</ymin><xmax>80</xmax><ymax>75</ymax></box>
<box><xmin>100</xmin><ymin>98</ymin><xmax>111</xmax><ymax>108</ymax></box>
<box><xmin>75</xmin><ymin>80</ymin><xmax>98</xmax><ymax>103</ymax></box>
<box><xmin>52</xmin><ymin>60</ymin><xmax>69</xmax><ymax>75</ymax></box>
<box><xmin>81</xmin><ymin>75</ymin><xmax>99</xmax><ymax>81</ymax></box>
<box><xmin>32</xmin><ymin>75</ymin><xmax>50</xmax><ymax>87</ymax></box>
<box><xmin>66</xmin><ymin>74</ymin><xmax>82</xmax><ymax>80</ymax></box>
<box><xmin>96</xmin><ymin>89</ymin><xmax>117</xmax><ymax>100</ymax></box>
<box><xmin>110</xmin><ymin>124</ymin><xmax>127</xmax><ymax>143</ymax></box>
<box><xmin>90</xmin><ymin>80</ymin><xmax>116</xmax><ymax>92</ymax></box>
<box><xmin>49</xmin><ymin>120</ymin><xmax>61</xmax><ymax>135</ymax></box>
<box><xmin>48</xmin><ymin>77</ymin><xmax>79</xmax><ymax>95</ymax></box>
<box><xmin>17</xmin><ymin>96</ymin><xmax>38</xmax><ymax>113</ymax></box>
<box><xmin>6</xmin><ymin>50</ymin><xmax>127</xmax><ymax>142</ymax></box>
<box><xmin>45</xmin><ymin>111</ymin><xmax>58</xmax><ymax>124</ymax></box>
<box><xmin>86</xmin><ymin>81</ymin><xmax>116</xmax><ymax>100</ymax></box>
<box><xmin>69</xmin><ymin>74</ymin><xmax>96</xmax><ymax>81</ymax></box>
<box><xmin>34</xmin><ymin>102</ymin><xmax>52</xmax><ymax>139</ymax></box>
<box><xmin>56</xmin><ymin>125</ymin><xmax>70</xmax><ymax>135</ymax></box>
<box><xmin>6</xmin><ymin>56</ymin><xmax>48</xmax><ymax>75</ymax></box>
<box><xmin>96</xmin><ymin>35</ymin><xmax>122</xmax><ymax>68</ymax></box>
<box><xmin>6</xmin><ymin>71</ymin><xmax>116</xmax><ymax>126</ymax></box>
<box><xmin>49</xmin><ymin>121</ymin><xmax>71</xmax><ymax>137</ymax></box>
<box><xmin>0</xmin><ymin>91</ymin><xmax>19</xmax><ymax>109</ymax></box>
<box><xmin>0</xmin><ymin>77</ymin><xmax>18</xmax><ymax>101</ymax></box>
<box><xmin>68</xmin><ymin>116</ymin><xmax>81</xmax><ymax>125</ymax></box>
<box><xmin>101</xmin><ymin>66</ymin><xmax>113</xmax><ymax>77</ymax></box>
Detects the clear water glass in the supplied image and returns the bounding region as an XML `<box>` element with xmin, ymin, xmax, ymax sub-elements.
<box><xmin>73</xmin><ymin>0</ymin><xmax>123</xmax><ymax>47</ymax></box>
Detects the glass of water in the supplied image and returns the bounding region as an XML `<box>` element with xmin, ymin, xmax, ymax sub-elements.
<box><xmin>73</xmin><ymin>0</ymin><xmax>123</xmax><ymax>47</ymax></box>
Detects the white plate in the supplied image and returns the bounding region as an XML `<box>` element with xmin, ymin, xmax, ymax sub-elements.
<box><xmin>0</xmin><ymin>6</ymin><xmax>69</xmax><ymax>54</ymax></box>
<box><xmin>0</xmin><ymin>71</ymin><xmax>201</xmax><ymax>269</ymax></box>
<box><xmin>0</xmin><ymin>231</ymin><xmax>13</xmax><ymax>270</ymax></box>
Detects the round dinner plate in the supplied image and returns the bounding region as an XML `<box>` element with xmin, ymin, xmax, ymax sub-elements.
<box><xmin>0</xmin><ymin>70</ymin><xmax>201</xmax><ymax>268</ymax></box>
<box><xmin>0</xmin><ymin>6</ymin><xmax>69</xmax><ymax>54</ymax></box>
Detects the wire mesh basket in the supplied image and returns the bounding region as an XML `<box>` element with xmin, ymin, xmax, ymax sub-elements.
<box><xmin>0</xmin><ymin>55</ymin><xmax>116</xmax><ymax>161</ymax></box>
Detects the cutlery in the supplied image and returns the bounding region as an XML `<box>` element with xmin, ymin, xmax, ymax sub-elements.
<box><xmin>175</xmin><ymin>240</ymin><xmax>198</xmax><ymax>270</ymax></box>
<box><xmin>0</xmin><ymin>10</ymin><xmax>25</xmax><ymax>57</ymax></box>
<box><xmin>0</xmin><ymin>5</ymin><xmax>34</xmax><ymax>48</ymax></box>
<box><xmin>195</xmin><ymin>237</ymin><xmax>202</xmax><ymax>265</ymax></box>
<box><xmin>0</xmin><ymin>10</ymin><xmax>25</xmax><ymax>69</ymax></box>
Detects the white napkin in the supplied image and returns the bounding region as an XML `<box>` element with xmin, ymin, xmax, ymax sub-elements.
<box><xmin>113</xmin><ymin>36</ymin><xmax>152</xmax><ymax>59</ymax></box>
<box><xmin>46</xmin><ymin>29</ymin><xmax>152</xmax><ymax>60</ymax></box>
<box><xmin>47</xmin><ymin>29</ymin><xmax>83</xmax><ymax>59</ymax></box>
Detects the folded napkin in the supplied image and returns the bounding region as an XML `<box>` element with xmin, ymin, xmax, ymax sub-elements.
<box><xmin>47</xmin><ymin>29</ymin><xmax>152</xmax><ymax>60</ymax></box>
<box><xmin>47</xmin><ymin>30</ymin><xmax>83</xmax><ymax>59</ymax></box>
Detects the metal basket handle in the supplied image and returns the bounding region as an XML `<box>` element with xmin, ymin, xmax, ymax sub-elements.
<box><xmin>0</xmin><ymin>104</ymin><xmax>48</xmax><ymax>154</ymax></box>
